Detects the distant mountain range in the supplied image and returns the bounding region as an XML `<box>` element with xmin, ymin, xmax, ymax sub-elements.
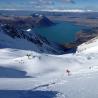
<box><xmin>42</xmin><ymin>9</ymin><xmax>93</xmax><ymax>12</ymax></box>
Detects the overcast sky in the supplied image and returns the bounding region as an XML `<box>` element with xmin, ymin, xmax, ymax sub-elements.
<box><xmin>0</xmin><ymin>0</ymin><xmax>97</xmax><ymax>11</ymax></box>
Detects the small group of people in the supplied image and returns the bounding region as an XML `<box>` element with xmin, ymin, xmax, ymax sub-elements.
<box><xmin>26</xmin><ymin>54</ymin><xmax>32</xmax><ymax>59</ymax></box>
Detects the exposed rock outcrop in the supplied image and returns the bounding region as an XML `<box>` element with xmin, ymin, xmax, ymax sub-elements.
<box><xmin>76</xmin><ymin>28</ymin><xmax>98</xmax><ymax>45</ymax></box>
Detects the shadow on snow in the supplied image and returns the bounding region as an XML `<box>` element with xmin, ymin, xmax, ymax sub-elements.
<box><xmin>0</xmin><ymin>90</ymin><xmax>58</xmax><ymax>98</ymax></box>
<box><xmin>0</xmin><ymin>67</ymin><xmax>30</xmax><ymax>78</ymax></box>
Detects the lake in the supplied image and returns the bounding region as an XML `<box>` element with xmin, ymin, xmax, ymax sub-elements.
<box><xmin>33</xmin><ymin>21</ymin><xmax>86</xmax><ymax>44</ymax></box>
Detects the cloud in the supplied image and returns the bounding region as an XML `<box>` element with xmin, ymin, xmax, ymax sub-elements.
<box><xmin>29</xmin><ymin>0</ymin><xmax>75</xmax><ymax>10</ymax></box>
<box><xmin>30</xmin><ymin>0</ymin><xmax>75</xmax><ymax>6</ymax></box>
<box><xmin>57</xmin><ymin>0</ymin><xmax>75</xmax><ymax>3</ymax></box>
<box><xmin>0</xmin><ymin>0</ymin><xmax>75</xmax><ymax>10</ymax></box>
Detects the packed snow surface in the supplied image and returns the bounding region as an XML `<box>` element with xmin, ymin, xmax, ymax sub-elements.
<box><xmin>0</xmin><ymin>38</ymin><xmax>98</xmax><ymax>98</ymax></box>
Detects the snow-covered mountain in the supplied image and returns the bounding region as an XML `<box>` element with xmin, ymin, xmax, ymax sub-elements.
<box><xmin>0</xmin><ymin>23</ymin><xmax>66</xmax><ymax>54</ymax></box>
<box><xmin>0</xmin><ymin>36</ymin><xmax>98</xmax><ymax>98</ymax></box>
<box><xmin>42</xmin><ymin>9</ymin><xmax>92</xmax><ymax>12</ymax></box>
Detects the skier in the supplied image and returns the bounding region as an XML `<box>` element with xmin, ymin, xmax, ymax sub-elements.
<box><xmin>66</xmin><ymin>69</ymin><xmax>71</xmax><ymax>76</ymax></box>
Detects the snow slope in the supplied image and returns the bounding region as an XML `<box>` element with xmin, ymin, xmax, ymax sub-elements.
<box><xmin>0</xmin><ymin>34</ymin><xmax>98</xmax><ymax>97</ymax></box>
<box><xmin>77</xmin><ymin>37</ymin><xmax>98</xmax><ymax>53</ymax></box>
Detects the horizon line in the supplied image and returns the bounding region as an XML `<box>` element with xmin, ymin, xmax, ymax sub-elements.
<box><xmin>0</xmin><ymin>9</ymin><xmax>97</xmax><ymax>13</ymax></box>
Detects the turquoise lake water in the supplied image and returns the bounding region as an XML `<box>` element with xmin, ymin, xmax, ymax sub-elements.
<box><xmin>34</xmin><ymin>22</ymin><xmax>85</xmax><ymax>44</ymax></box>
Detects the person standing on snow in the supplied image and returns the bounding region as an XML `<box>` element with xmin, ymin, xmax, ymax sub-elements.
<box><xmin>66</xmin><ymin>69</ymin><xmax>71</xmax><ymax>76</ymax></box>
